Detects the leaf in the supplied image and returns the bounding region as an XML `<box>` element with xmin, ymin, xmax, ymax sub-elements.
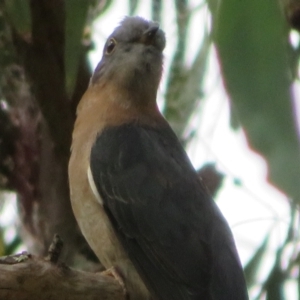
<box><xmin>65</xmin><ymin>1</ymin><xmax>90</xmax><ymax>97</ymax></box>
<box><xmin>164</xmin><ymin>33</ymin><xmax>211</xmax><ymax>140</ymax></box>
<box><xmin>5</xmin><ymin>235</ymin><xmax>22</xmax><ymax>255</ymax></box>
<box><xmin>244</xmin><ymin>234</ymin><xmax>269</xmax><ymax>288</ymax></box>
<box><xmin>265</xmin><ymin>250</ymin><xmax>285</xmax><ymax>300</ymax></box>
<box><xmin>129</xmin><ymin>0</ymin><xmax>139</xmax><ymax>16</ymax></box>
<box><xmin>64</xmin><ymin>0</ymin><xmax>114</xmax><ymax>97</ymax></box>
<box><xmin>0</xmin><ymin>227</ymin><xmax>5</xmax><ymax>257</ymax></box>
<box><xmin>151</xmin><ymin>0</ymin><xmax>162</xmax><ymax>23</ymax></box>
<box><xmin>214</xmin><ymin>0</ymin><xmax>300</xmax><ymax>202</ymax></box>
<box><xmin>4</xmin><ymin>0</ymin><xmax>31</xmax><ymax>35</ymax></box>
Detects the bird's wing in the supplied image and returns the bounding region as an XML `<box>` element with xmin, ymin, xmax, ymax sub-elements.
<box><xmin>90</xmin><ymin>122</ymin><xmax>248</xmax><ymax>300</ymax></box>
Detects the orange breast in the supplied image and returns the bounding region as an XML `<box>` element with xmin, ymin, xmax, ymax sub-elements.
<box><xmin>68</xmin><ymin>82</ymin><xmax>153</xmax><ymax>299</ymax></box>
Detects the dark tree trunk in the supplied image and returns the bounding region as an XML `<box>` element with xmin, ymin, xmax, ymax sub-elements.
<box><xmin>0</xmin><ymin>0</ymin><xmax>99</xmax><ymax>268</ymax></box>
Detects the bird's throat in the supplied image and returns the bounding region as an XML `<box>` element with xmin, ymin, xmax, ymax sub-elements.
<box><xmin>75</xmin><ymin>81</ymin><xmax>163</xmax><ymax>140</ymax></box>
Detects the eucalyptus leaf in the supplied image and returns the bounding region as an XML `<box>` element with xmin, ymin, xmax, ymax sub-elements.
<box><xmin>265</xmin><ymin>254</ymin><xmax>285</xmax><ymax>300</ymax></box>
<box><xmin>214</xmin><ymin>0</ymin><xmax>300</xmax><ymax>201</ymax></box>
<box><xmin>65</xmin><ymin>1</ymin><xmax>90</xmax><ymax>97</ymax></box>
<box><xmin>244</xmin><ymin>234</ymin><xmax>269</xmax><ymax>288</ymax></box>
<box><xmin>4</xmin><ymin>0</ymin><xmax>31</xmax><ymax>35</ymax></box>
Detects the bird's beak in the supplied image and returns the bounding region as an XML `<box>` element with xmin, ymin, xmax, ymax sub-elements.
<box><xmin>141</xmin><ymin>24</ymin><xmax>160</xmax><ymax>44</ymax></box>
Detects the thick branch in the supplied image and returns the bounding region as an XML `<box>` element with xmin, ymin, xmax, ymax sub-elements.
<box><xmin>11</xmin><ymin>0</ymin><xmax>74</xmax><ymax>158</ymax></box>
<box><xmin>0</xmin><ymin>252</ymin><xmax>125</xmax><ymax>300</ymax></box>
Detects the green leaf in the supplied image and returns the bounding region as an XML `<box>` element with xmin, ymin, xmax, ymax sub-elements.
<box><xmin>265</xmin><ymin>250</ymin><xmax>285</xmax><ymax>300</ymax></box>
<box><xmin>64</xmin><ymin>0</ymin><xmax>114</xmax><ymax>96</ymax></box>
<box><xmin>65</xmin><ymin>1</ymin><xmax>90</xmax><ymax>97</ymax></box>
<box><xmin>151</xmin><ymin>0</ymin><xmax>162</xmax><ymax>23</ymax></box>
<box><xmin>0</xmin><ymin>227</ymin><xmax>5</xmax><ymax>257</ymax></box>
<box><xmin>164</xmin><ymin>34</ymin><xmax>211</xmax><ymax>140</ymax></box>
<box><xmin>4</xmin><ymin>0</ymin><xmax>31</xmax><ymax>35</ymax></box>
<box><xmin>129</xmin><ymin>0</ymin><xmax>139</xmax><ymax>16</ymax></box>
<box><xmin>244</xmin><ymin>234</ymin><xmax>269</xmax><ymax>288</ymax></box>
<box><xmin>5</xmin><ymin>235</ymin><xmax>22</xmax><ymax>255</ymax></box>
<box><xmin>214</xmin><ymin>0</ymin><xmax>300</xmax><ymax>201</ymax></box>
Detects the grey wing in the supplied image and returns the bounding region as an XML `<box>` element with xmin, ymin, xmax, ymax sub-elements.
<box><xmin>90</xmin><ymin>123</ymin><xmax>248</xmax><ymax>300</ymax></box>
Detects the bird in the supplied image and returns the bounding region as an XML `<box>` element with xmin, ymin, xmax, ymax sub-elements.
<box><xmin>68</xmin><ymin>16</ymin><xmax>249</xmax><ymax>300</ymax></box>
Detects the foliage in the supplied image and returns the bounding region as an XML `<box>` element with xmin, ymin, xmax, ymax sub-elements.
<box><xmin>214</xmin><ymin>0</ymin><xmax>300</xmax><ymax>203</ymax></box>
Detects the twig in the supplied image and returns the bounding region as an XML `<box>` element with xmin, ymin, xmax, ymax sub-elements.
<box><xmin>45</xmin><ymin>233</ymin><xmax>64</xmax><ymax>263</ymax></box>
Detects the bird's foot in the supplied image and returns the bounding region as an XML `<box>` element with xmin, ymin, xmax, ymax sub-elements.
<box><xmin>102</xmin><ymin>266</ymin><xmax>127</xmax><ymax>297</ymax></box>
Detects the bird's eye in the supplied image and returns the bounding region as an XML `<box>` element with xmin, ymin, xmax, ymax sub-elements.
<box><xmin>105</xmin><ymin>38</ymin><xmax>117</xmax><ymax>55</ymax></box>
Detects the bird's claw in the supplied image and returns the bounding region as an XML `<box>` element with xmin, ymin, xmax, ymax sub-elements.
<box><xmin>102</xmin><ymin>266</ymin><xmax>127</xmax><ymax>296</ymax></box>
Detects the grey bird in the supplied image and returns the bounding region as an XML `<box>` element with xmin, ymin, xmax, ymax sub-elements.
<box><xmin>69</xmin><ymin>16</ymin><xmax>249</xmax><ymax>300</ymax></box>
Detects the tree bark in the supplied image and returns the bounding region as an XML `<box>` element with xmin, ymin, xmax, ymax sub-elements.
<box><xmin>0</xmin><ymin>235</ymin><xmax>125</xmax><ymax>300</ymax></box>
<box><xmin>0</xmin><ymin>0</ymin><xmax>98</xmax><ymax>268</ymax></box>
<box><xmin>0</xmin><ymin>253</ymin><xmax>125</xmax><ymax>300</ymax></box>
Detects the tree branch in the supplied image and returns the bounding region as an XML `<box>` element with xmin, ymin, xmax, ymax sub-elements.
<box><xmin>0</xmin><ymin>235</ymin><xmax>125</xmax><ymax>300</ymax></box>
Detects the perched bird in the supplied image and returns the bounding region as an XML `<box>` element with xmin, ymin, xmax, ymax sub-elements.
<box><xmin>69</xmin><ymin>16</ymin><xmax>249</xmax><ymax>300</ymax></box>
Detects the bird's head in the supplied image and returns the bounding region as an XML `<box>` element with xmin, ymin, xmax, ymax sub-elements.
<box><xmin>91</xmin><ymin>16</ymin><xmax>166</xmax><ymax>103</ymax></box>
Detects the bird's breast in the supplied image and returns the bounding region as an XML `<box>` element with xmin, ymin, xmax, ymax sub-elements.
<box><xmin>69</xmin><ymin>130</ymin><xmax>124</xmax><ymax>266</ymax></box>
<box><xmin>68</xmin><ymin>94</ymin><xmax>151</xmax><ymax>299</ymax></box>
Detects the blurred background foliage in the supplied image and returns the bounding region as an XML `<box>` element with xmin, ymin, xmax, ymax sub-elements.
<box><xmin>0</xmin><ymin>0</ymin><xmax>299</xmax><ymax>299</ymax></box>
